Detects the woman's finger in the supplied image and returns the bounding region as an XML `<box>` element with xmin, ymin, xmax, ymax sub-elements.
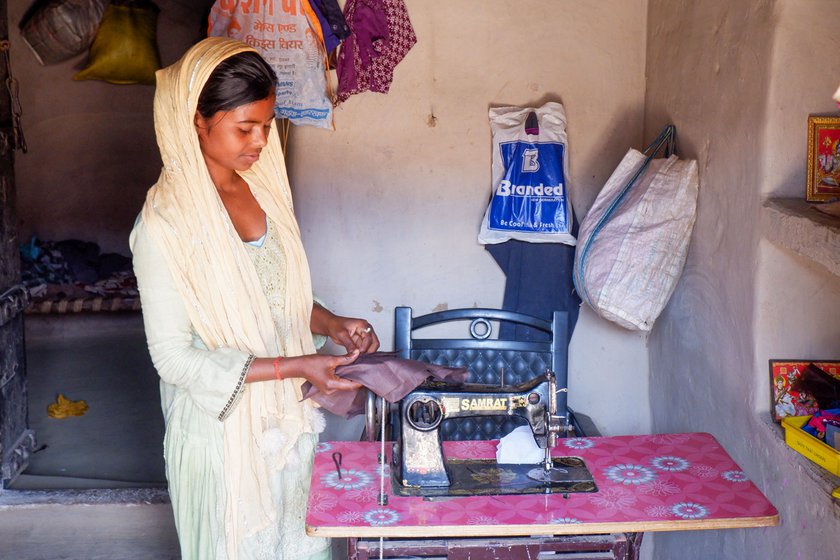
<box><xmin>355</xmin><ymin>326</ymin><xmax>379</xmax><ymax>353</ymax></box>
<box><xmin>340</xmin><ymin>349</ymin><xmax>360</xmax><ymax>364</ymax></box>
<box><xmin>334</xmin><ymin>378</ymin><xmax>363</xmax><ymax>391</ymax></box>
<box><xmin>333</xmin><ymin>330</ymin><xmax>357</xmax><ymax>351</ymax></box>
<box><xmin>365</xmin><ymin>330</ymin><xmax>380</xmax><ymax>353</ymax></box>
<box><xmin>323</xmin><ymin>351</ymin><xmax>362</xmax><ymax>393</ymax></box>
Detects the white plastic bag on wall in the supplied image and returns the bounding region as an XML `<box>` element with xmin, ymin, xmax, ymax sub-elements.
<box><xmin>478</xmin><ymin>102</ymin><xmax>576</xmax><ymax>246</ymax></box>
<box><xmin>573</xmin><ymin>125</ymin><xmax>699</xmax><ymax>331</ymax></box>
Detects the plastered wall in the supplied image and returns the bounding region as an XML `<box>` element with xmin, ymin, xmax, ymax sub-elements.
<box><xmin>9</xmin><ymin>0</ymin><xmax>213</xmax><ymax>254</ymax></box>
<box><xmin>9</xmin><ymin>2</ymin><xmax>652</xmax><ymax>444</ymax></box>
<box><xmin>646</xmin><ymin>1</ymin><xmax>840</xmax><ymax>559</ymax></box>
<box><xmin>9</xmin><ymin>0</ymin><xmax>654</xmax><ymax>446</ymax></box>
<box><xmin>12</xmin><ymin>0</ymin><xmax>839</xmax><ymax>557</ymax></box>
<box><xmin>289</xmin><ymin>0</ymin><xmax>652</xmax><ymax>438</ymax></box>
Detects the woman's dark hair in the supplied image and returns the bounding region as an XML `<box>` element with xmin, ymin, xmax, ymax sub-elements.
<box><xmin>196</xmin><ymin>51</ymin><xmax>277</xmax><ymax>118</ymax></box>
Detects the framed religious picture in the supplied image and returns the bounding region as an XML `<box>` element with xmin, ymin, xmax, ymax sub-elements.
<box><xmin>806</xmin><ymin>115</ymin><xmax>840</xmax><ymax>201</ymax></box>
<box><xmin>769</xmin><ymin>359</ymin><xmax>840</xmax><ymax>422</ymax></box>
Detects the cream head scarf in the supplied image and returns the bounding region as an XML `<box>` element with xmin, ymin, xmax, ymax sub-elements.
<box><xmin>141</xmin><ymin>37</ymin><xmax>316</xmax><ymax>556</ymax></box>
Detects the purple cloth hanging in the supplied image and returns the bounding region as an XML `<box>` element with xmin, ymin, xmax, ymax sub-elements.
<box><xmin>310</xmin><ymin>0</ymin><xmax>341</xmax><ymax>54</ymax></box>
<box><xmin>336</xmin><ymin>0</ymin><xmax>417</xmax><ymax>104</ymax></box>
<box><xmin>311</xmin><ymin>0</ymin><xmax>351</xmax><ymax>41</ymax></box>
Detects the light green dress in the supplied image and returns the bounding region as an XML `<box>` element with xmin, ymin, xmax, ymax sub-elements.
<box><xmin>131</xmin><ymin>216</ymin><xmax>330</xmax><ymax>560</ymax></box>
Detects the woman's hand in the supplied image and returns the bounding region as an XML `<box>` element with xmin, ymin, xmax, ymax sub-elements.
<box><xmin>327</xmin><ymin>316</ymin><xmax>380</xmax><ymax>354</ymax></box>
<box><xmin>311</xmin><ymin>304</ymin><xmax>380</xmax><ymax>354</ymax></box>
<box><xmin>286</xmin><ymin>351</ymin><xmax>363</xmax><ymax>394</ymax></box>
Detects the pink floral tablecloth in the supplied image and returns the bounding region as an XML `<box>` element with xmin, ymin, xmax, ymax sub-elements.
<box><xmin>306</xmin><ymin>432</ymin><xmax>778</xmax><ymax>537</ymax></box>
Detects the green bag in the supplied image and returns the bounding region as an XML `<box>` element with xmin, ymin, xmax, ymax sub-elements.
<box><xmin>73</xmin><ymin>0</ymin><xmax>161</xmax><ymax>85</ymax></box>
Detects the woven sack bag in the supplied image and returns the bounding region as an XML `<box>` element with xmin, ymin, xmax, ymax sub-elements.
<box><xmin>573</xmin><ymin>125</ymin><xmax>699</xmax><ymax>331</ymax></box>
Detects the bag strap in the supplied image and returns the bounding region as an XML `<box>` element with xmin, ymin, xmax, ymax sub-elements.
<box><xmin>574</xmin><ymin>125</ymin><xmax>676</xmax><ymax>305</ymax></box>
<box><xmin>643</xmin><ymin>124</ymin><xmax>676</xmax><ymax>157</ymax></box>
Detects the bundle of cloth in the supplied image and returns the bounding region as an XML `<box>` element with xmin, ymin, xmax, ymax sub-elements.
<box><xmin>301</xmin><ymin>352</ymin><xmax>467</xmax><ymax>418</ymax></box>
<box><xmin>19</xmin><ymin>236</ymin><xmax>136</xmax><ymax>301</ymax></box>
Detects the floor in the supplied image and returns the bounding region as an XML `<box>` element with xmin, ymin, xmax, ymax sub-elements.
<box><xmin>12</xmin><ymin>313</ymin><xmax>166</xmax><ymax>490</ymax></box>
<box><xmin>3</xmin><ymin>313</ymin><xmax>357</xmax><ymax>559</ymax></box>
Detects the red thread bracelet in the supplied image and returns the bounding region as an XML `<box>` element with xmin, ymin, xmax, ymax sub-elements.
<box><xmin>273</xmin><ymin>356</ymin><xmax>284</xmax><ymax>381</ymax></box>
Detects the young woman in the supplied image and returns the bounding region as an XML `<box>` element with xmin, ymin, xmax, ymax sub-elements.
<box><xmin>131</xmin><ymin>37</ymin><xmax>379</xmax><ymax>559</ymax></box>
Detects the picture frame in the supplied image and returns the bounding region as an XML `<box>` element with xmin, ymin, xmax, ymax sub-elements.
<box><xmin>806</xmin><ymin>115</ymin><xmax>840</xmax><ymax>201</ymax></box>
<box><xmin>769</xmin><ymin>359</ymin><xmax>840</xmax><ymax>423</ymax></box>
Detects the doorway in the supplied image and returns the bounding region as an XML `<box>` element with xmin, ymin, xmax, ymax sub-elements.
<box><xmin>10</xmin><ymin>312</ymin><xmax>166</xmax><ymax>490</ymax></box>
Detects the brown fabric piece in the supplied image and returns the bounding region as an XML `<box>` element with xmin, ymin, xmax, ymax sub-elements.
<box><xmin>301</xmin><ymin>352</ymin><xmax>468</xmax><ymax>418</ymax></box>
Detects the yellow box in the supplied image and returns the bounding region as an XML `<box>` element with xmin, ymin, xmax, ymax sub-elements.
<box><xmin>782</xmin><ymin>415</ymin><xmax>840</xmax><ymax>476</ymax></box>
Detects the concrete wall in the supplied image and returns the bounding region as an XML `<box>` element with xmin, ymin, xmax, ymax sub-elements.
<box><xmin>10</xmin><ymin>0</ymin><xmax>652</xmax><ymax>438</ymax></box>
<box><xmin>9</xmin><ymin>0</ymin><xmax>213</xmax><ymax>254</ymax></box>
<box><xmin>13</xmin><ymin>0</ymin><xmax>840</xmax><ymax>557</ymax></box>
<box><xmin>646</xmin><ymin>1</ymin><xmax>840</xmax><ymax>559</ymax></box>
<box><xmin>290</xmin><ymin>0</ymin><xmax>652</xmax><ymax>438</ymax></box>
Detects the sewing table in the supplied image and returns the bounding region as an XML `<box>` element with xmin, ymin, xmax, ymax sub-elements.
<box><xmin>306</xmin><ymin>432</ymin><xmax>778</xmax><ymax>559</ymax></box>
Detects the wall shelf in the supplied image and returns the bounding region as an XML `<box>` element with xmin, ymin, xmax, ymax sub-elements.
<box><xmin>760</xmin><ymin>416</ymin><xmax>840</xmax><ymax>508</ymax></box>
<box><xmin>761</xmin><ymin>198</ymin><xmax>840</xmax><ymax>277</ymax></box>
<box><xmin>762</xmin><ymin>197</ymin><xmax>840</xmax><ymax>506</ymax></box>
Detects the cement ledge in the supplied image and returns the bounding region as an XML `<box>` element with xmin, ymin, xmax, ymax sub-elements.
<box><xmin>761</xmin><ymin>198</ymin><xmax>840</xmax><ymax>277</ymax></box>
<box><xmin>0</xmin><ymin>500</ymin><xmax>179</xmax><ymax>560</ymax></box>
<box><xmin>759</xmin><ymin>415</ymin><xmax>840</xmax><ymax>513</ymax></box>
<box><xmin>0</xmin><ymin>486</ymin><xmax>169</xmax><ymax>507</ymax></box>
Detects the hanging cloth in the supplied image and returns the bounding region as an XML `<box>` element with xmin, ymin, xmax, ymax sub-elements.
<box><xmin>309</xmin><ymin>1</ymin><xmax>341</xmax><ymax>54</ymax></box>
<box><xmin>310</xmin><ymin>0</ymin><xmax>350</xmax><ymax>52</ymax></box>
<box><xmin>485</xmin><ymin>234</ymin><xmax>581</xmax><ymax>345</ymax></box>
<box><xmin>336</xmin><ymin>0</ymin><xmax>416</xmax><ymax>104</ymax></box>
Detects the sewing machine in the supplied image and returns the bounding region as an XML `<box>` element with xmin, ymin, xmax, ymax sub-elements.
<box><xmin>389</xmin><ymin>371</ymin><xmax>597</xmax><ymax>497</ymax></box>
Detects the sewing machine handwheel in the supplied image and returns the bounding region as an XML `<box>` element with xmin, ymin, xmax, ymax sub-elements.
<box><xmin>406</xmin><ymin>397</ymin><xmax>443</xmax><ymax>431</ymax></box>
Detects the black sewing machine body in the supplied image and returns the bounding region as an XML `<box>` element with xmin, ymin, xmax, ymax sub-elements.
<box><xmin>391</xmin><ymin>372</ymin><xmax>597</xmax><ymax>497</ymax></box>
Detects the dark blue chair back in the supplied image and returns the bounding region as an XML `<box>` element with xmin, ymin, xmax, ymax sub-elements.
<box><xmin>394</xmin><ymin>306</ymin><xmax>569</xmax><ymax>441</ymax></box>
